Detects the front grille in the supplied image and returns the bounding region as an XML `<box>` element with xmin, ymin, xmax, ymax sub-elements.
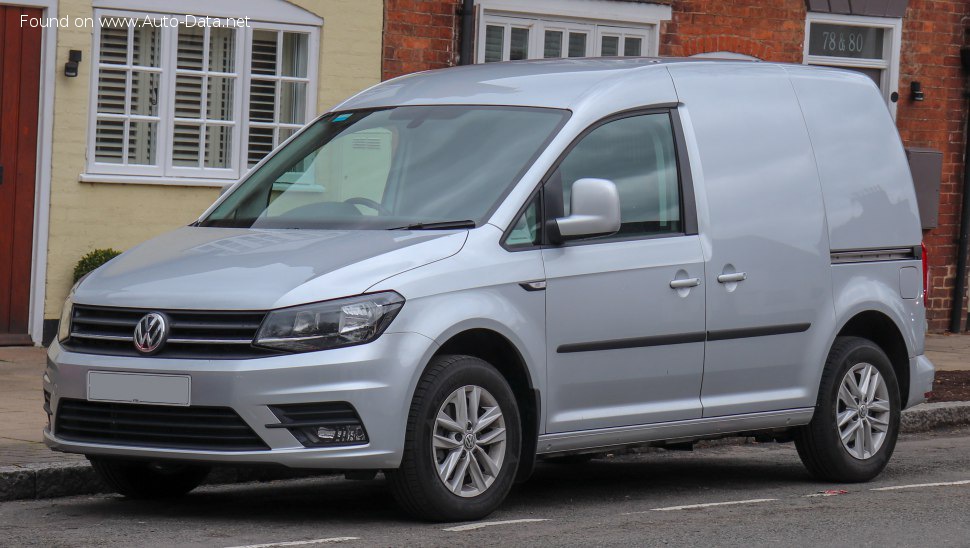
<box><xmin>64</xmin><ymin>304</ymin><xmax>281</xmax><ymax>359</ymax></box>
<box><xmin>55</xmin><ymin>399</ymin><xmax>269</xmax><ymax>451</ymax></box>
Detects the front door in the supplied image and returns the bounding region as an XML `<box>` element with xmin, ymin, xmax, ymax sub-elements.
<box><xmin>543</xmin><ymin>111</ymin><xmax>706</xmax><ymax>433</ymax></box>
<box><xmin>0</xmin><ymin>5</ymin><xmax>42</xmax><ymax>344</ymax></box>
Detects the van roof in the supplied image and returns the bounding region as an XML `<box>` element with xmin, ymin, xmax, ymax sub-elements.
<box><xmin>334</xmin><ymin>57</ymin><xmax>869</xmax><ymax>112</ymax></box>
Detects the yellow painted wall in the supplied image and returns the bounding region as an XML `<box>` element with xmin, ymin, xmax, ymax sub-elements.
<box><xmin>44</xmin><ymin>0</ymin><xmax>383</xmax><ymax>317</ymax></box>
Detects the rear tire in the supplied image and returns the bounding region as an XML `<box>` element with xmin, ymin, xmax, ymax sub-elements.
<box><xmin>387</xmin><ymin>354</ymin><xmax>521</xmax><ymax>521</ymax></box>
<box><xmin>794</xmin><ymin>336</ymin><xmax>901</xmax><ymax>482</ymax></box>
<box><xmin>89</xmin><ymin>457</ymin><xmax>210</xmax><ymax>498</ymax></box>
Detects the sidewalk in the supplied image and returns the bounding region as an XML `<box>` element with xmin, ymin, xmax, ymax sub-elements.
<box><xmin>1</xmin><ymin>333</ymin><xmax>968</xmax><ymax>499</ymax></box>
<box><xmin>0</xmin><ymin>347</ymin><xmax>83</xmax><ymax>468</ymax></box>
<box><xmin>925</xmin><ymin>333</ymin><xmax>970</xmax><ymax>371</ymax></box>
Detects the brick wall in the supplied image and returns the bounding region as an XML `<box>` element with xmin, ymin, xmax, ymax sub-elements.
<box><xmin>383</xmin><ymin>0</ymin><xmax>462</xmax><ymax>80</ymax></box>
<box><xmin>659</xmin><ymin>0</ymin><xmax>808</xmax><ymax>61</ymax></box>
<box><xmin>382</xmin><ymin>0</ymin><xmax>970</xmax><ymax>331</ymax></box>
<box><xmin>895</xmin><ymin>0</ymin><xmax>969</xmax><ymax>331</ymax></box>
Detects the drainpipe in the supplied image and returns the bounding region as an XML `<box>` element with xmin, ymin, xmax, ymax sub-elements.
<box><xmin>459</xmin><ymin>0</ymin><xmax>475</xmax><ymax>65</ymax></box>
<box><xmin>951</xmin><ymin>44</ymin><xmax>970</xmax><ymax>332</ymax></box>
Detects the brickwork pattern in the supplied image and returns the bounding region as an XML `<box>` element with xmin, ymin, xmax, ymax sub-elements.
<box><xmin>383</xmin><ymin>0</ymin><xmax>462</xmax><ymax>80</ymax></box>
<box><xmin>659</xmin><ymin>0</ymin><xmax>808</xmax><ymax>61</ymax></box>
<box><xmin>895</xmin><ymin>2</ymin><xmax>969</xmax><ymax>331</ymax></box>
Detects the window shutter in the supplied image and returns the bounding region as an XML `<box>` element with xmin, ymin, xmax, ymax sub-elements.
<box><xmin>87</xmin><ymin>14</ymin><xmax>317</xmax><ymax>180</ymax></box>
<box><xmin>246</xmin><ymin>30</ymin><xmax>312</xmax><ymax>167</ymax></box>
<box><xmin>94</xmin><ymin>29</ymin><xmax>130</xmax><ymax>163</ymax></box>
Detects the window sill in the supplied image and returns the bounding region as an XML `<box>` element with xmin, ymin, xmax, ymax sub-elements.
<box><xmin>79</xmin><ymin>173</ymin><xmax>233</xmax><ymax>188</ymax></box>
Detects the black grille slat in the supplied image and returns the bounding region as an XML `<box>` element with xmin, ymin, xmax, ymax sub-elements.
<box><xmin>57</xmin><ymin>423</ymin><xmax>260</xmax><ymax>442</ymax></box>
<box><xmin>58</xmin><ymin>413</ymin><xmax>253</xmax><ymax>430</ymax></box>
<box><xmin>55</xmin><ymin>399</ymin><xmax>269</xmax><ymax>451</ymax></box>
<box><xmin>64</xmin><ymin>305</ymin><xmax>280</xmax><ymax>359</ymax></box>
<box><xmin>72</xmin><ymin>316</ymin><xmax>139</xmax><ymax>328</ymax></box>
<box><xmin>170</xmin><ymin>321</ymin><xmax>263</xmax><ymax>331</ymax></box>
<box><xmin>59</xmin><ymin>401</ymin><xmax>243</xmax><ymax>421</ymax></box>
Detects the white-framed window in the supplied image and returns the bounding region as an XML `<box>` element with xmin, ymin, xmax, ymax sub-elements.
<box><xmin>86</xmin><ymin>9</ymin><xmax>319</xmax><ymax>185</ymax></box>
<box><xmin>803</xmin><ymin>12</ymin><xmax>902</xmax><ymax>116</ymax></box>
<box><xmin>475</xmin><ymin>0</ymin><xmax>669</xmax><ymax>63</ymax></box>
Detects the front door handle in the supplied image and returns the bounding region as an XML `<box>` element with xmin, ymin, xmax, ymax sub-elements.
<box><xmin>717</xmin><ymin>272</ymin><xmax>747</xmax><ymax>284</ymax></box>
<box><xmin>670</xmin><ymin>277</ymin><xmax>701</xmax><ymax>289</ymax></box>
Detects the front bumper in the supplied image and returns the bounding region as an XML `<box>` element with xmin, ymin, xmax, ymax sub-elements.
<box><xmin>43</xmin><ymin>332</ymin><xmax>437</xmax><ymax>469</ymax></box>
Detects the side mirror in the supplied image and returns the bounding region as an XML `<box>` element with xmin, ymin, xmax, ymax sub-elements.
<box><xmin>547</xmin><ymin>178</ymin><xmax>621</xmax><ymax>244</ymax></box>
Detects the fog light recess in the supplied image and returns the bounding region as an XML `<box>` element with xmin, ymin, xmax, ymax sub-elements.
<box><xmin>267</xmin><ymin>402</ymin><xmax>368</xmax><ymax>447</ymax></box>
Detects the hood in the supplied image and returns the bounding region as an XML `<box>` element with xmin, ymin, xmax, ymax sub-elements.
<box><xmin>74</xmin><ymin>227</ymin><xmax>468</xmax><ymax>310</ymax></box>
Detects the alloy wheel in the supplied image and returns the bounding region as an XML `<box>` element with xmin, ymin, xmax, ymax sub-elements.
<box><xmin>836</xmin><ymin>362</ymin><xmax>892</xmax><ymax>460</ymax></box>
<box><xmin>432</xmin><ymin>385</ymin><xmax>507</xmax><ymax>497</ymax></box>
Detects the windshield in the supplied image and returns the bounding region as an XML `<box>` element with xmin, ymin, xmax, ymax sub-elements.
<box><xmin>200</xmin><ymin>106</ymin><xmax>569</xmax><ymax>230</ymax></box>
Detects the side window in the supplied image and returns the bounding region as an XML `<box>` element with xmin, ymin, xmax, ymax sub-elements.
<box><xmin>556</xmin><ymin>113</ymin><xmax>681</xmax><ymax>238</ymax></box>
<box><xmin>504</xmin><ymin>195</ymin><xmax>541</xmax><ymax>248</ymax></box>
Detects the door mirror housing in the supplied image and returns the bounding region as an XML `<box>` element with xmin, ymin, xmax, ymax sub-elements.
<box><xmin>547</xmin><ymin>178</ymin><xmax>621</xmax><ymax>244</ymax></box>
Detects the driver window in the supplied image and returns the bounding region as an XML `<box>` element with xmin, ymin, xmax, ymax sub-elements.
<box><xmin>265</xmin><ymin>127</ymin><xmax>394</xmax><ymax>217</ymax></box>
<box><xmin>555</xmin><ymin>112</ymin><xmax>682</xmax><ymax>239</ymax></box>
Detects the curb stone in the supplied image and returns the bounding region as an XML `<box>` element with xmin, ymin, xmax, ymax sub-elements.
<box><xmin>900</xmin><ymin>401</ymin><xmax>970</xmax><ymax>433</ymax></box>
<box><xmin>3</xmin><ymin>401</ymin><xmax>968</xmax><ymax>502</ymax></box>
<box><xmin>0</xmin><ymin>461</ymin><xmax>332</xmax><ymax>502</ymax></box>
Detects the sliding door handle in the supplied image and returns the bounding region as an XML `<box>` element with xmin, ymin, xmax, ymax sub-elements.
<box><xmin>669</xmin><ymin>277</ymin><xmax>701</xmax><ymax>289</ymax></box>
<box><xmin>717</xmin><ymin>272</ymin><xmax>747</xmax><ymax>284</ymax></box>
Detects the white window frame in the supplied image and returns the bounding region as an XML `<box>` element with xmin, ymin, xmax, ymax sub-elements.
<box><xmin>803</xmin><ymin>12</ymin><xmax>902</xmax><ymax>117</ymax></box>
<box><xmin>87</xmin><ymin>10</ymin><xmax>169</xmax><ymax>178</ymax></box>
<box><xmin>536</xmin><ymin>20</ymin><xmax>594</xmax><ymax>59</ymax></box>
<box><xmin>479</xmin><ymin>16</ymin><xmax>536</xmax><ymax>63</ymax></box>
<box><xmin>163</xmin><ymin>14</ymin><xmax>245</xmax><ymax>180</ymax></box>
<box><xmin>84</xmin><ymin>8</ymin><xmax>320</xmax><ymax>187</ymax></box>
<box><xmin>594</xmin><ymin>26</ymin><xmax>652</xmax><ymax>57</ymax></box>
<box><xmin>242</xmin><ymin>22</ymin><xmax>320</xmax><ymax>169</ymax></box>
<box><xmin>475</xmin><ymin>0</ymin><xmax>670</xmax><ymax>63</ymax></box>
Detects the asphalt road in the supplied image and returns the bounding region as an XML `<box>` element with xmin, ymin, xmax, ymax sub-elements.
<box><xmin>3</xmin><ymin>428</ymin><xmax>970</xmax><ymax>547</ymax></box>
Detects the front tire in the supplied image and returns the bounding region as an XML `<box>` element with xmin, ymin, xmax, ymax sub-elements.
<box><xmin>387</xmin><ymin>354</ymin><xmax>521</xmax><ymax>521</ymax></box>
<box><xmin>89</xmin><ymin>457</ymin><xmax>210</xmax><ymax>498</ymax></box>
<box><xmin>795</xmin><ymin>336</ymin><xmax>901</xmax><ymax>482</ymax></box>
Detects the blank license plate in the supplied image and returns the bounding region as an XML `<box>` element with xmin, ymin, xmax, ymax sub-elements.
<box><xmin>87</xmin><ymin>371</ymin><xmax>191</xmax><ymax>406</ymax></box>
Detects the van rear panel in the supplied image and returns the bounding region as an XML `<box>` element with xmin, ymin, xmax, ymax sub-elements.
<box><xmin>784</xmin><ymin>65</ymin><xmax>922</xmax><ymax>251</ymax></box>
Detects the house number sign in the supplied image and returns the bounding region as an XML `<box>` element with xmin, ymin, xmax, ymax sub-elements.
<box><xmin>808</xmin><ymin>23</ymin><xmax>885</xmax><ymax>60</ymax></box>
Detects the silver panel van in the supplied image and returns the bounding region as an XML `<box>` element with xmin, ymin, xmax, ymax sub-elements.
<box><xmin>45</xmin><ymin>58</ymin><xmax>935</xmax><ymax>521</ymax></box>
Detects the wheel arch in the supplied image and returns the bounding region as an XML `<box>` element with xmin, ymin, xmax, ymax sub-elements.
<box><xmin>428</xmin><ymin>327</ymin><xmax>541</xmax><ymax>483</ymax></box>
<box><xmin>834</xmin><ymin>310</ymin><xmax>910</xmax><ymax>407</ymax></box>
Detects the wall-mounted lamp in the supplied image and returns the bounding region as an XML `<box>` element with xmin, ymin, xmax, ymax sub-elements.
<box><xmin>64</xmin><ymin>50</ymin><xmax>82</xmax><ymax>78</ymax></box>
<box><xmin>910</xmin><ymin>81</ymin><xmax>925</xmax><ymax>102</ymax></box>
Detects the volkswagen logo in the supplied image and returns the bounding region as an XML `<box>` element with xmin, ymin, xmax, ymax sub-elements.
<box><xmin>133</xmin><ymin>312</ymin><xmax>169</xmax><ymax>355</ymax></box>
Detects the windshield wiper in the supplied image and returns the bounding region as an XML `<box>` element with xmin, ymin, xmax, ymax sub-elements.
<box><xmin>388</xmin><ymin>219</ymin><xmax>477</xmax><ymax>230</ymax></box>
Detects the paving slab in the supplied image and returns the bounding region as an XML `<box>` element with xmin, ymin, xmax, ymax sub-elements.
<box><xmin>925</xmin><ymin>333</ymin><xmax>970</xmax><ymax>371</ymax></box>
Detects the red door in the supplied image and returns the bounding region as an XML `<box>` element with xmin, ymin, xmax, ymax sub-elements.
<box><xmin>0</xmin><ymin>6</ymin><xmax>42</xmax><ymax>345</ymax></box>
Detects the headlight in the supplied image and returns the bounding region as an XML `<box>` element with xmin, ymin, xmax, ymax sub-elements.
<box><xmin>57</xmin><ymin>292</ymin><xmax>76</xmax><ymax>343</ymax></box>
<box><xmin>255</xmin><ymin>292</ymin><xmax>405</xmax><ymax>352</ymax></box>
